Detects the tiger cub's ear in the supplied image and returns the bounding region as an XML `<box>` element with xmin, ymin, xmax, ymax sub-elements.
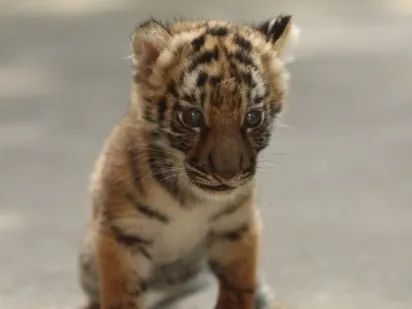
<box><xmin>131</xmin><ymin>19</ymin><xmax>171</xmax><ymax>78</ymax></box>
<box><xmin>257</xmin><ymin>15</ymin><xmax>299</xmax><ymax>61</ymax></box>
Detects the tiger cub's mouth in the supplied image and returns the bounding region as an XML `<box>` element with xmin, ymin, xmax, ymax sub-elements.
<box><xmin>191</xmin><ymin>180</ymin><xmax>235</xmax><ymax>192</ymax></box>
<box><xmin>185</xmin><ymin>163</ymin><xmax>252</xmax><ymax>193</ymax></box>
<box><xmin>186</xmin><ymin>168</ymin><xmax>234</xmax><ymax>192</ymax></box>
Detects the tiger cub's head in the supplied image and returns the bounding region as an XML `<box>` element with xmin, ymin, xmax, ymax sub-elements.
<box><xmin>130</xmin><ymin>17</ymin><xmax>298</xmax><ymax>196</ymax></box>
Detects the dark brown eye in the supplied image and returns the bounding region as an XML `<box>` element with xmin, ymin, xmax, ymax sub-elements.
<box><xmin>180</xmin><ymin>109</ymin><xmax>203</xmax><ymax>128</ymax></box>
<box><xmin>245</xmin><ymin>110</ymin><xmax>264</xmax><ymax>128</ymax></box>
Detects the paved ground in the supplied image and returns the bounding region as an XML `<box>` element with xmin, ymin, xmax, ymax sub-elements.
<box><xmin>1</xmin><ymin>1</ymin><xmax>411</xmax><ymax>308</ymax></box>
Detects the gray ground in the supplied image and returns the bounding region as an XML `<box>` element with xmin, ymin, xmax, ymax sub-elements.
<box><xmin>0</xmin><ymin>1</ymin><xmax>411</xmax><ymax>308</ymax></box>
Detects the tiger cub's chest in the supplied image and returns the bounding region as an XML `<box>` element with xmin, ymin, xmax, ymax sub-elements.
<box><xmin>151</xmin><ymin>205</ymin><xmax>215</xmax><ymax>264</ymax></box>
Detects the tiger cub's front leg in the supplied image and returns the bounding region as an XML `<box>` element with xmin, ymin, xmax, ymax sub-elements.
<box><xmin>96</xmin><ymin>224</ymin><xmax>147</xmax><ymax>309</ymax></box>
<box><xmin>208</xmin><ymin>211</ymin><xmax>260</xmax><ymax>309</ymax></box>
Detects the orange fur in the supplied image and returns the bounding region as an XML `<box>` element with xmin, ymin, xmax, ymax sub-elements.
<box><xmin>79</xmin><ymin>16</ymin><xmax>297</xmax><ymax>309</ymax></box>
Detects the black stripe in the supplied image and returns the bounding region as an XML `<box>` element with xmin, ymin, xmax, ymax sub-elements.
<box><xmin>137</xmin><ymin>246</ymin><xmax>152</xmax><ymax>260</ymax></box>
<box><xmin>200</xmin><ymin>91</ymin><xmax>206</xmax><ymax>106</ymax></box>
<box><xmin>233</xmin><ymin>34</ymin><xmax>252</xmax><ymax>51</ymax></box>
<box><xmin>213</xmin><ymin>223</ymin><xmax>249</xmax><ymax>241</ymax></box>
<box><xmin>241</xmin><ymin>71</ymin><xmax>257</xmax><ymax>88</ymax></box>
<box><xmin>233</xmin><ymin>50</ymin><xmax>257</xmax><ymax>69</ymax></box>
<box><xmin>210</xmin><ymin>203</ymin><xmax>244</xmax><ymax>221</ymax></box>
<box><xmin>182</xmin><ymin>92</ymin><xmax>196</xmax><ymax>104</ymax></box>
<box><xmin>191</xmin><ymin>34</ymin><xmax>206</xmax><ymax>52</ymax></box>
<box><xmin>189</xmin><ymin>47</ymin><xmax>219</xmax><ymax>71</ymax></box>
<box><xmin>168</xmin><ymin>81</ymin><xmax>178</xmax><ymax>97</ymax></box>
<box><xmin>242</xmin><ymin>163</ymin><xmax>256</xmax><ymax>178</ymax></box>
<box><xmin>150</xmin><ymin>130</ymin><xmax>162</xmax><ymax>141</ymax></box>
<box><xmin>253</xmin><ymin>95</ymin><xmax>265</xmax><ymax>105</ymax></box>
<box><xmin>209</xmin><ymin>75</ymin><xmax>222</xmax><ymax>86</ymax></box>
<box><xmin>270</xmin><ymin>101</ymin><xmax>282</xmax><ymax>116</ymax></box>
<box><xmin>157</xmin><ymin>98</ymin><xmax>167</xmax><ymax>122</ymax></box>
<box><xmin>126</xmin><ymin>193</ymin><xmax>169</xmax><ymax>224</ymax></box>
<box><xmin>229</xmin><ymin>61</ymin><xmax>241</xmax><ymax>83</ymax></box>
<box><xmin>208</xmin><ymin>26</ymin><xmax>228</xmax><ymax>36</ymax></box>
<box><xmin>128</xmin><ymin>148</ymin><xmax>146</xmax><ymax>195</ymax></box>
<box><xmin>251</xmin><ymin>128</ymin><xmax>271</xmax><ymax>151</ymax></box>
<box><xmin>196</xmin><ymin>71</ymin><xmax>208</xmax><ymax>87</ymax></box>
<box><xmin>148</xmin><ymin>145</ymin><xmax>181</xmax><ymax>198</ymax></box>
<box><xmin>111</xmin><ymin>225</ymin><xmax>152</xmax><ymax>246</ymax></box>
<box><xmin>143</xmin><ymin>105</ymin><xmax>156</xmax><ymax>123</ymax></box>
<box><xmin>166</xmin><ymin>132</ymin><xmax>192</xmax><ymax>152</ymax></box>
<box><xmin>170</xmin><ymin>122</ymin><xmax>186</xmax><ymax>135</ymax></box>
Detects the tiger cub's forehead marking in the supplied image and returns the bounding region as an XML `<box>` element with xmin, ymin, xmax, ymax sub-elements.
<box><xmin>171</xmin><ymin>25</ymin><xmax>268</xmax><ymax>112</ymax></box>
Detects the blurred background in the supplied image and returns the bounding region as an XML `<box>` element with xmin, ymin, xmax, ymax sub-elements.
<box><xmin>1</xmin><ymin>0</ymin><xmax>411</xmax><ymax>308</ymax></box>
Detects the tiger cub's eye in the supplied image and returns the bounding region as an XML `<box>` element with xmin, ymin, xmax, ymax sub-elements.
<box><xmin>245</xmin><ymin>110</ymin><xmax>264</xmax><ymax>128</ymax></box>
<box><xmin>180</xmin><ymin>109</ymin><xmax>203</xmax><ymax>128</ymax></box>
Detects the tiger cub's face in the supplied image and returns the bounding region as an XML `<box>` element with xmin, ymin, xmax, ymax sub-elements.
<box><xmin>131</xmin><ymin>17</ymin><xmax>298</xmax><ymax>196</ymax></box>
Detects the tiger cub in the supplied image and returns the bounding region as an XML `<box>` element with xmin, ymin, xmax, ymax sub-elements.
<box><xmin>79</xmin><ymin>16</ymin><xmax>298</xmax><ymax>309</ymax></box>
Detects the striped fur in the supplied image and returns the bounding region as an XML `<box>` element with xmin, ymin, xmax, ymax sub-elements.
<box><xmin>80</xmin><ymin>16</ymin><xmax>297</xmax><ymax>309</ymax></box>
